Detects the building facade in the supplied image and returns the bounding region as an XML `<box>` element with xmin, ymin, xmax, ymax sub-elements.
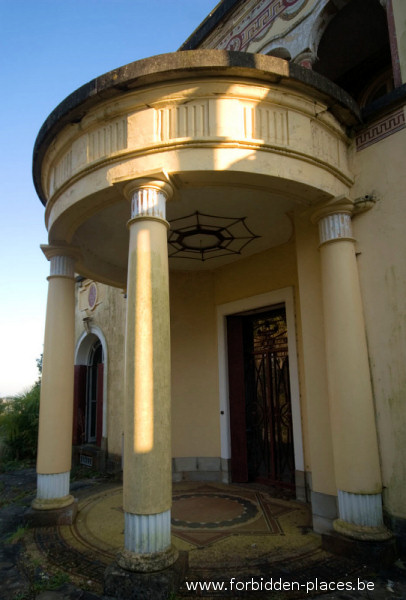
<box><xmin>32</xmin><ymin>0</ymin><xmax>406</xmax><ymax>570</ymax></box>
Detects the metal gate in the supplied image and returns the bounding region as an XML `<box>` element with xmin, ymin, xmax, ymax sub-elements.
<box><xmin>245</xmin><ymin>308</ymin><xmax>295</xmax><ymax>487</ymax></box>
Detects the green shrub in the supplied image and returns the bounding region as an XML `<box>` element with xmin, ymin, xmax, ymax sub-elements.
<box><xmin>0</xmin><ymin>385</ymin><xmax>40</xmax><ymax>463</ymax></box>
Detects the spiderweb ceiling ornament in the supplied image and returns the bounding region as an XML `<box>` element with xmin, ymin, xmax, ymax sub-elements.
<box><xmin>168</xmin><ymin>211</ymin><xmax>260</xmax><ymax>262</ymax></box>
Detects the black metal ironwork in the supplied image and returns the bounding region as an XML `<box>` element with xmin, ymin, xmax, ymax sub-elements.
<box><xmin>244</xmin><ymin>308</ymin><xmax>295</xmax><ymax>488</ymax></box>
<box><xmin>168</xmin><ymin>210</ymin><xmax>260</xmax><ymax>261</ymax></box>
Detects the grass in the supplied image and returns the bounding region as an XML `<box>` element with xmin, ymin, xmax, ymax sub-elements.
<box><xmin>7</xmin><ymin>525</ymin><xmax>28</xmax><ymax>544</ymax></box>
<box><xmin>33</xmin><ymin>570</ymin><xmax>70</xmax><ymax>591</ymax></box>
<box><xmin>14</xmin><ymin>552</ymin><xmax>71</xmax><ymax>600</ymax></box>
<box><xmin>0</xmin><ymin>486</ymin><xmax>33</xmax><ymax>509</ymax></box>
<box><xmin>70</xmin><ymin>464</ymin><xmax>110</xmax><ymax>481</ymax></box>
<box><xmin>0</xmin><ymin>458</ymin><xmax>34</xmax><ymax>473</ymax></box>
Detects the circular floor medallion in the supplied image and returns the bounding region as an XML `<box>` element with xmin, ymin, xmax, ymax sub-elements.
<box><xmin>171</xmin><ymin>493</ymin><xmax>258</xmax><ymax>528</ymax></box>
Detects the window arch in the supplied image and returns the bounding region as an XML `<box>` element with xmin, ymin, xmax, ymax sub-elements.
<box><xmin>74</xmin><ymin>330</ymin><xmax>107</xmax><ymax>448</ymax></box>
<box><xmin>313</xmin><ymin>0</ymin><xmax>393</xmax><ymax>105</ymax></box>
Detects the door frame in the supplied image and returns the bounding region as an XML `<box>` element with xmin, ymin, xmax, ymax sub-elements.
<box><xmin>216</xmin><ymin>288</ymin><xmax>304</xmax><ymax>478</ymax></box>
<box><xmin>85</xmin><ymin>341</ymin><xmax>103</xmax><ymax>444</ymax></box>
<box><xmin>75</xmin><ymin>326</ymin><xmax>108</xmax><ymax>442</ymax></box>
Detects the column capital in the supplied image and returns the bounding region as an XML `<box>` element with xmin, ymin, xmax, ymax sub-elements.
<box><xmin>310</xmin><ymin>196</ymin><xmax>354</xmax><ymax>225</ymax></box>
<box><xmin>41</xmin><ymin>244</ymin><xmax>81</xmax><ymax>278</ymax></box>
<box><xmin>40</xmin><ymin>243</ymin><xmax>81</xmax><ymax>262</ymax></box>
<box><xmin>124</xmin><ymin>178</ymin><xmax>173</xmax><ymax>223</ymax></box>
<box><xmin>123</xmin><ymin>178</ymin><xmax>174</xmax><ymax>200</ymax></box>
<box><xmin>311</xmin><ymin>196</ymin><xmax>355</xmax><ymax>246</ymax></box>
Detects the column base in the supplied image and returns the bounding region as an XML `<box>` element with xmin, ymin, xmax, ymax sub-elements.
<box><xmin>117</xmin><ymin>545</ymin><xmax>179</xmax><ymax>573</ymax></box>
<box><xmin>333</xmin><ymin>517</ymin><xmax>393</xmax><ymax>541</ymax></box>
<box><xmin>322</xmin><ymin>531</ymin><xmax>398</xmax><ymax>567</ymax></box>
<box><xmin>25</xmin><ymin>497</ymin><xmax>77</xmax><ymax>527</ymax></box>
<box><xmin>105</xmin><ymin>550</ymin><xmax>187</xmax><ymax>600</ymax></box>
<box><xmin>32</xmin><ymin>493</ymin><xmax>75</xmax><ymax>511</ymax></box>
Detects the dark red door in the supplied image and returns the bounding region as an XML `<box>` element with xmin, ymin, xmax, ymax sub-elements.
<box><xmin>73</xmin><ymin>365</ymin><xmax>87</xmax><ymax>445</ymax></box>
<box><xmin>96</xmin><ymin>363</ymin><xmax>104</xmax><ymax>447</ymax></box>
<box><xmin>227</xmin><ymin>316</ymin><xmax>248</xmax><ymax>482</ymax></box>
<box><xmin>227</xmin><ymin>307</ymin><xmax>295</xmax><ymax>488</ymax></box>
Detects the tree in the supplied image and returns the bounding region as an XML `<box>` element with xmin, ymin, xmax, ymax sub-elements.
<box><xmin>0</xmin><ymin>358</ymin><xmax>41</xmax><ymax>466</ymax></box>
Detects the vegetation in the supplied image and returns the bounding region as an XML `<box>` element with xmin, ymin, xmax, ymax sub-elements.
<box><xmin>14</xmin><ymin>553</ymin><xmax>71</xmax><ymax>600</ymax></box>
<box><xmin>6</xmin><ymin>525</ymin><xmax>28</xmax><ymax>544</ymax></box>
<box><xmin>0</xmin><ymin>357</ymin><xmax>41</xmax><ymax>468</ymax></box>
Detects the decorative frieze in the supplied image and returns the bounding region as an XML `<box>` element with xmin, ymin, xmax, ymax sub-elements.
<box><xmin>51</xmin><ymin>149</ymin><xmax>72</xmax><ymax>194</ymax></box>
<box><xmin>311</xmin><ymin>121</ymin><xmax>340</xmax><ymax>166</ymax></box>
<box><xmin>88</xmin><ymin>118</ymin><xmax>127</xmax><ymax>162</ymax></box>
<box><xmin>155</xmin><ymin>102</ymin><xmax>210</xmax><ymax>141</ymax></box>
<box><xmin>201</xmin><ymin>0</ymin><xmax>309</xmax><ymax>52</ymax></box>
<box><xmin>244</xmin><ymin>105</ymin><xmax>289</xmax><ymax>144</ymax></box>
<box><xmin>356</xmin><ymin>108</ymin><xmax>405</xmax><ymax>151</ymax></box>
<box><xmin>43</xmin><ymin>81</ymin><xmax>352</xmax><ymax>210</ymax></box>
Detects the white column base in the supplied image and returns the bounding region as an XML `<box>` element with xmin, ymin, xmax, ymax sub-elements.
<box><xmin>338</xmin><ymin>490</ymin><xmax>383</xmax><ymax>527</ymax></box>
<box><xmin>334</xmin><ymin>490</ymin><xmax>392</xmax><ymax>541</ymax></box>
<box><xmin>124</xmin><ymin>509</ymin><xmax>171</xmax><ymax>554</ymax></box>
<box><xmin>37</xmin><ymin>471</ymin><xmax>70</xmax><ymax>499</ymax></box>
<box><xmin>118</xmin><ymin>509</ymin><xmax>178</xmax><ymax>572</ymax></box>
<box><xmin>32</xmin><ymin>471</ymin><xmax>73</xmax><ymax>510</ymax></box>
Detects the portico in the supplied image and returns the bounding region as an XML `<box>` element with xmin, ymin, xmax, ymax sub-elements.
<box><xmin>32</xmin><ymin>51</ymin><xmax>391</xmax><ymax>571</ymax></box>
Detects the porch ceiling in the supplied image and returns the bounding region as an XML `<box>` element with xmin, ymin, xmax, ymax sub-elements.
<box><xmin>72</xmin><ymin>170</ymin><xmax>300</xmax><ymax>283</ymax></box>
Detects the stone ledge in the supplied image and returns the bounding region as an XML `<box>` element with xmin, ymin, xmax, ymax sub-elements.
<box><xmin>24</xmin><ymin>499</ymin><xmax>78</xmax><ymax>527</ymax></box>
<box><xmin>104</xmin><ymin>550</ymin><xmax>188</xmax><ymax>600</ymax></box>
<box><xmin>172</xmin><ymin>456</ymin><xmax>230</xmax><ymax>483</ymax></box>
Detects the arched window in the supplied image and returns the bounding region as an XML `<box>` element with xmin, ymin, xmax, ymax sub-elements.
<box><xmin>73</xmin><ymin>336</ymin><xmax>104</xmax><ymax>447</ymax></box>
<box><xmin>314</xmin><ymin>0</ymin><xmax>393</xmax><ymax>106</ymax></box>
<box><xmin>266</xmin><ymin>47</ymin><xmax>291</xmax><ymax>61</ymax></box>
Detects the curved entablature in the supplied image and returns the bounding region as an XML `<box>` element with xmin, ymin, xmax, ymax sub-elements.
<box><xmin>34</xmin><ymin>51</ymin><xmax>359</xmax><ymax>202</ymax></box>
<box><xmin>33</xmin><ymin>50</ymin><xmax>360</xmax><ymax>287</ymax></box>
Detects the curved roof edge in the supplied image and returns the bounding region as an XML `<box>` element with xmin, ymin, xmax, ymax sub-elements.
<box><xmin>179</xmin><ymin>0</ymin><xmax>241</xmax><ymax>51</ymax></box>
<box><xmin>33</xmin><ymin>50</ymin><xmax>360</xmax><ymax>205</ymax></box>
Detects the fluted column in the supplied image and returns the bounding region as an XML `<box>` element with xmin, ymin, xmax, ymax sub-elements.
<box><xmin>313</xmin><ymin>198</ymin><xmax>390</xmax><ymax>540</ymax></box>
<box><xmin>33</xmin><ymin>245</ymin><xmax>79</xmax><ymax>511</ymax></box>
<box><xmin>118</xmin><ymin>179</ymin><xmax>178</xmax><ymax>572</ymax></box>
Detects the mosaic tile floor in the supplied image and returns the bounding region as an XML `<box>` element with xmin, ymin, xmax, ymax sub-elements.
<box><xmin>31</xmin><ymin>481</ymin><xmax>361</xmax><ymax>597</ymax></box>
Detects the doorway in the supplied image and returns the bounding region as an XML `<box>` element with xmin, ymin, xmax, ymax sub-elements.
<box><xmin>86</xmin><ymin>341</ymin><xmax>103</xmax><ymax>444</ymax></box>
<box><xmin>227</xmin><ymin>305</ymin><xmax>295</xmax><ymax>488</ymax></box>
<box><xmin>73</xmin><ymin>338</ymin><xmax>104</xmax><ymax>447</ymax></box>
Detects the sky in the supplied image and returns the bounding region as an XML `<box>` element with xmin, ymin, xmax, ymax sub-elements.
<box><xmin>0</xmin><ymin>0</ymin><xmax>216</xmax><ymax>397</ymax></box>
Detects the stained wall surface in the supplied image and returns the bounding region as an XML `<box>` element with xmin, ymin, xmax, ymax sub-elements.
<box><xmin>64</xmin><ymin>0</ymin><xmax>406</xmax><ymax>532</ymax></box>
<box><xmin>75</xmin><ymin>281</ymin><xmax>127</xmax><ymax>458</ymax></box>
<box><xmin>350</xmin><ymin>126</ymin><xmax>406</xmax><ymax>519</ymax></box>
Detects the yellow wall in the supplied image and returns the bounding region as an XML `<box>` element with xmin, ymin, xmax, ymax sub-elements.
<box><xmin>75</xmin><ymin>281</ymin><xmax>127</xmax><ymax>457</ymax></box>
<box><xmin>170</xmin><ymin>271</ymin><xmax>220</xmax><ymax>457</ymax></box>
<box><xmin>170</xmin><ymin>239</ymin><xmax>307</xmax><ymax>462</ymax></box>
<box><xmin>214</xmin><ymin>239</ymin><xmax>297</xmax><ymax>305</ymax></box>
<box><xmin>294</xmin><ymin>213</ymin><xmax>337</xmax><ymax>496</ymax></box>
<box><xmin>77</xmin><ymin>238</ymin><xmax>320</xmax><ymax>484</ymax></box>
<box><xmin>350</xmin><ymin>126</ymin><xmax>406</xmax><ymax>518</ymax></box>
